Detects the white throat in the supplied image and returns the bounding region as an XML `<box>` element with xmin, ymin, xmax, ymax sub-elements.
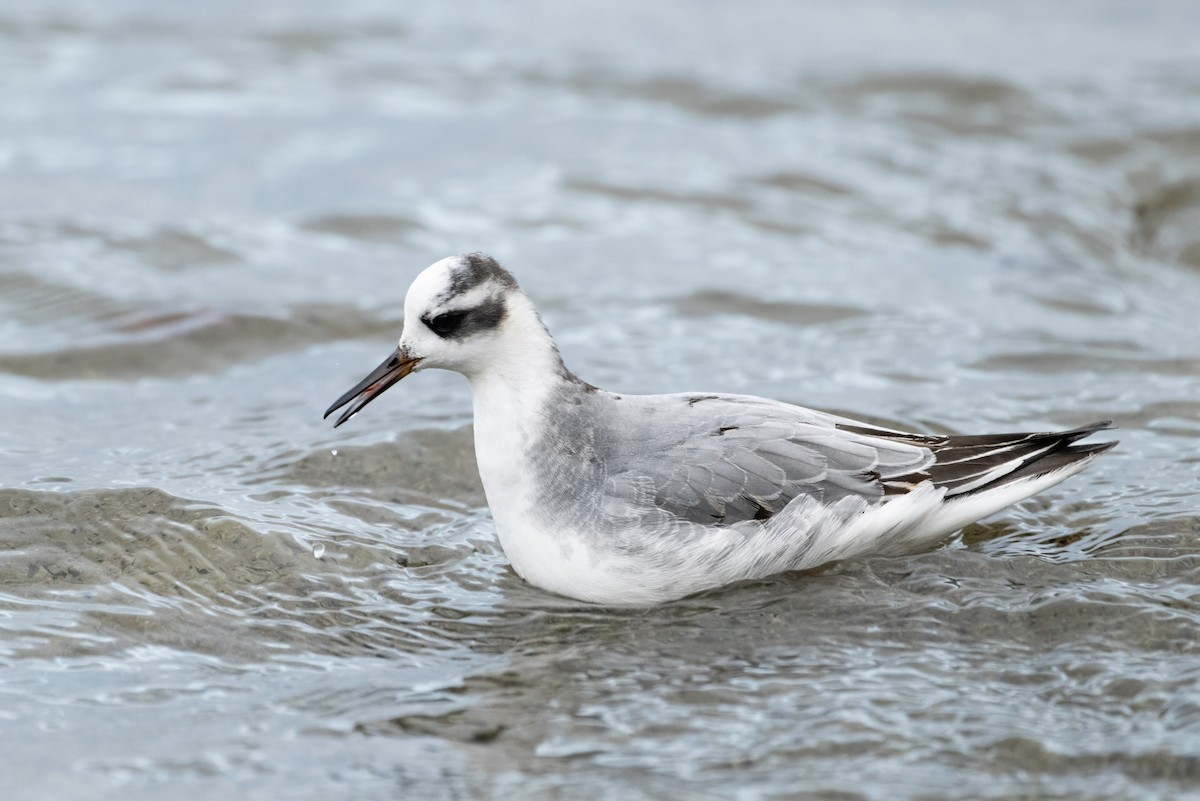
<box><xmin>465</xmin><ymin>293</ymin><xmax>571</xmax><ymax>512</ymax></box>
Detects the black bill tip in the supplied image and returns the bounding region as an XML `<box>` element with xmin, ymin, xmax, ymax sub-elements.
<box><xmin>324</xmin><ymin>348</ymin><xmax>420</xmax><ymax>427</ymax></box>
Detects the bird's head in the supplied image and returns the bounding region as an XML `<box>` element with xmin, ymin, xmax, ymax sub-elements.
<box><xmin>324</xmin><ymin>253</ymin><xmax>546</xmax><ymax>427</ymax></box>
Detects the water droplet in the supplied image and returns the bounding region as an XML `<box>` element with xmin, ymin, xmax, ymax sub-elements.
<box><xmin>313</xmin><ymin>543</ymin><xmax>326</xmax><ymax>559</ymax></box>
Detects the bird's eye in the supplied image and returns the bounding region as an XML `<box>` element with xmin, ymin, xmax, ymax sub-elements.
<box><xmin>425</xmin><ymin>310</ymin><xmax>468</xmax><ymax>337</ymax></box>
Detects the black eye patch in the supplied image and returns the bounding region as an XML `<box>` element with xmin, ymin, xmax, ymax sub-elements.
<box><xmin>424</xmin><ymin>310</ymin><xmax>468</xmax><ymax>337</ymax></box>
<box><xmin>421</xmin><ymin>295</ymin><xmax>507</xmax><ymax>340</ymax></box>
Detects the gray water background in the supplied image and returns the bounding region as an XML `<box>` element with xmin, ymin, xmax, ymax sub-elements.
<box><xmin>2</xmin><ymin>1</ymin><xmax>1200</xmax><ymax>799</ymax></box>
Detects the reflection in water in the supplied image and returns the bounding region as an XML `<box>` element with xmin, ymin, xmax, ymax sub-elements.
<box><xmin>2</xmin><ymin>0</ymin><xmax>1200</xmax><ymax>798</ymax></box>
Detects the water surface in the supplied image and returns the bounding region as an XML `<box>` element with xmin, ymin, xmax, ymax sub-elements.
<box><xmin>2</xmin><ymin>1</ymin><xmax>1200</xmax><ymax>799</ymax></box>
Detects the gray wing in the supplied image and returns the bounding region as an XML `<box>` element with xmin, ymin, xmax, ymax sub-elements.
<box><xmin>602</xmin><ymin>393</ymin><xmax>934</xmax><ymax>526</ymax></box>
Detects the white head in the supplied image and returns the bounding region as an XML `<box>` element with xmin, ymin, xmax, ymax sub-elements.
<box><xmin>397</xmin><ymin>253</ymin><xmax>524</xmax><ymax>376</ymax></box>
<box><xmin>325</xmin><ymin>253</ymin><xmax>562</xmax><ymax>426</ymax></box>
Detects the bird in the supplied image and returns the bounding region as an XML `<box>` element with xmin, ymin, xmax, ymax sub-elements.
<box><xmin>324</xmin><ymin>253</ymin><xmax>1116</xmax><ymax>606</ymax></box>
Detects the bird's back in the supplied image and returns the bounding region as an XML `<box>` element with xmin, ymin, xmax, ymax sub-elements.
<box><xmin>526</xmin><ymin>384</ymin><xmax>1113</xmax><ymax>533</ymax></box>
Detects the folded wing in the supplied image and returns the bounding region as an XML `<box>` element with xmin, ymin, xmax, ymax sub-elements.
<box><xmin>603</xmin><ymin>393</ymin><xmax>1114</xmax><ymax>527</ymax></box>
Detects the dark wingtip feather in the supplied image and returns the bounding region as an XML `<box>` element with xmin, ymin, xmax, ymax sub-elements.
<box><xmin>877</xmin><ymin>419</ymin><xmax>1117</xmax><ymax>498</ymax></box>
<box><xmin>993</xmin><ymin>437</ymin><xmax>1116</xmax><ymax>485</ymax></box>
<box><xmin>1062</xmin><ymin>420</ymin><xmax>1115</xmax><ymax>437</ymax></box>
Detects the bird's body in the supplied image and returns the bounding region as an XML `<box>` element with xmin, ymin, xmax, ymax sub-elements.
<box><xmin>326</xmin><ymin>254</ymin><xmax>1116</xmax><ymax>605</ymax></box>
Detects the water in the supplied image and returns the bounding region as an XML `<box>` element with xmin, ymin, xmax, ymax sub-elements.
<box><xmin>2</xmin><ymin>1</ymin><xmax>1199</xmax><ymax>798</ymax></box>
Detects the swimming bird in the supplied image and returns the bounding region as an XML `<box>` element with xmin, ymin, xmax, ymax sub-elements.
<box><xmin>325</xmin><ymin>254</ymin><xmax>1116</xmax><ymax>605</ymax></box>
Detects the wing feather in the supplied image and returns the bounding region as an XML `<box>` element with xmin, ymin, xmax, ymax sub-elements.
<box><xmin>589</xmin><ymin>393</ymin><xmax>1113</xmax><ymax>530</ymax></box>
<box><xmin>602</xmin><ymin>393</ymin><xmax>934</xmax><ymax>526</ymax></box>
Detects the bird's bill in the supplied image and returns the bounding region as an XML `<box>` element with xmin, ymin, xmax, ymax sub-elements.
<box><xmin>324</xmin><ymin>348</ymin><xmax>421</xmax><ymax>427</ymax></box>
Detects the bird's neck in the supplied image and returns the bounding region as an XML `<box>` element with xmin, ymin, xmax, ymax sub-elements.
<box><xmin>468</xmin><ymin>350</ymin><xmax>572</xmax><ymax>438</ymax></box>
<box><xmin>465</xmin><ymin>297</ymin><xmax>587</xmax><ymax>498</ymax></box>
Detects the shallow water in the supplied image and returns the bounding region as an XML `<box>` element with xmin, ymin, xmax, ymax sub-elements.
<box><xmin>2</xmin><ymin>1</ymin><xmax>1200</xmax><ymax>799</ymax></box>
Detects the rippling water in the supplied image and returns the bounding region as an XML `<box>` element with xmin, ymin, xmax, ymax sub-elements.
<box><xmin>3</xmin><ymin>1</ymin><xmax>1200</xmax><ymax>799</ymax></box>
